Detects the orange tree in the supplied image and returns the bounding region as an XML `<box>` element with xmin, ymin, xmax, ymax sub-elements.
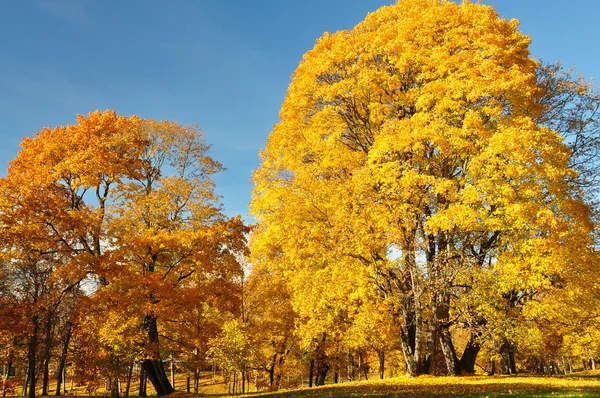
<box><xmin>0</xmin><ymin>110</ymin><xmax>248</xmax><ymax>397</ymax></box>
<box><xmin>251</xmin><ymin>0</ymin><xmax>594</xmax><ymax>377</ymax></box>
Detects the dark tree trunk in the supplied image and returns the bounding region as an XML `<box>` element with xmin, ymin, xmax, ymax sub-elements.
<box><xmin>459</xmin><ymin>334</ymin><xmax>481</xmax><ymax>374</ymax></box>
<box><xmin>110</xmin><ymin>379</ymin><xmax>120</xmax><ymax>398</ymax></box>
<box><xmin>315</xmin><ymin>362</ymin><xmax>329</xmax><ymax>386</ymax></box>
<box><xmin>193</xmin><ymin>368</ymin><xmax>199</xmax><ymax>394</ymax></box>
<box><xmin>124</xmin><ymin>362</ymin><xmax>134</xmax><ymax>396</ymax></box>
<box><xmin>55</xmin><ymin>325</ymin><xmax>72</xmax><ymax>396</ymax></box>
<box><xmin>27</xmin><ymin>316</ymin><xmax>38</xmax><ymax>398</ymax></box>
<box><xmin>378</xmin><ymin>350</ymin><xmax>385</xmax><ymax>379</ymax></box>
<box><xmin>40</xmin><ymin>313</ymin><xmax>53</xmax><ymax>396</ymax></box>
<box><xmin>400</xmin><ymin>325</ymin><xmax>419</xmax><ymax>376</ymax></box>
<box><xmin>268</xmin><ymin>354</ymin><xmax>276</xmax><ymax>390</ymax></box>
<box><xmin>500</xmin><ymin>340</ymin><xmax>517</xmax><ymax>374</ymax></box>
<box><xmin>308</xmin><ymin>359</ymin><xmax>314</xmax><ymax>388</ymax></box>
<box><xmin>138</xmin><ymin>366</ymin><xmax>146</xmax><ymax>398</ymax></box>
<box><xmin>142</xmin><ymin>315</ymin><xmax>174</xmax><ymax>395</ymax></box>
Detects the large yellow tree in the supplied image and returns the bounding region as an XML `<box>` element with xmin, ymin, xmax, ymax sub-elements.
<box><xmin>251</xmin><ymin>0</ymin><xmax>593</xmax><ymax>377</ymax></box>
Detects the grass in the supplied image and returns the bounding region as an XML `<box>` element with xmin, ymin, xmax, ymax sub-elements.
<box><xmin>7</xmin><ymin>372</ymin><xmax>600</xmax><ymax>397</ymax></box>
<box><xmin>236</xmin><ymin>374</ymin><xmax>600</xmax><ymax>398</ymax></box>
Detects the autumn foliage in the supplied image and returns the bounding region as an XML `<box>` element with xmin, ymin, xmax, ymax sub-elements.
<box><xmin>251</xmin><ymin>0</ymin><xmax>600</xmax><ymax>383</ymax></box>
<box><xmin>1</xmin><ymin>1</ymin><xmax>600</xmax><ymax>397</ymax></box>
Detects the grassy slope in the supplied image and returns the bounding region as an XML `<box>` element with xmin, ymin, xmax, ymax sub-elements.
<box><xmin>237</xmin><ymin>374</ymin><xmax>600</xmax><ymax>398</ymax></box>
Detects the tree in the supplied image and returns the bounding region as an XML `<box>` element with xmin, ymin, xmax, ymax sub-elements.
<box><xmin>251</xmin><ymin>0</ymin><xmax>594</xmax><ymax>377</ymax></box>
<box><xmin>0</xmin><ymin>110</ymin><xmax>248</xmax><ymax>396</ymax></box>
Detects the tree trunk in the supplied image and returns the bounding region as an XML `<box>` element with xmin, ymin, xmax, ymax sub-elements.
<box><xmin>27</xmin><ymin>316</ymin><xmax>38</xmax><ymax>398</ymax></box>
<box><xmin>499</xmin><ymin>340</ymin><xmax>517</xmax><ymax>374</ymax></box>
<box><xmin>347</xmin><ymin>352</ymin><xmax>354</xmax><ymax>382</ymax></box>
<box><xmin>110</xmin><ymin>378</ymin><xmax>120</xmax><ymax>398</ymax></box>
<box><xmin>315</xmin><ymin>362</ymin><xmax>329</xmax><ymax>386</ymax></box>
<box><xmin>459</xmin><ymin>334</ymin><xmax>481</xmax><ymax>374</ymax></box>
<box><xmin>268</xmin><ymin>354</ymin><xmax>276</xmax><ymax>390</ymax></box>
<box><xmin>193</xmin><ymin>368</ymin><xmax>199</xmax><ymax>394</ymax></box>
<box><xmin>438</xmin><ymin>324</ymin><xmax>460</xmax><ymax>376</ymax></box>
<box><xmin>2</xmin><ymin>361</ymin><xmax>11</xmax><ymax>398</ymax></box>
<box><xmin>55</xmin><ymin>325</ymin><xmax>72</xmax><ymax>396</ymax></box>
<box><xmin>138</xmin><ymin>367</ymin><xmax>146</xmax><ymax>398</ymax></box>
<box><xmin>399</xmin><ymin>325</ymin><xmax>418</xmax><ymax>376</ymax></box>
<box><xmin>124</xmin><ymin>362</ymin><xmax>133</xmax><ymax>396</ymax></box>
<box><xmin>308</xmin><ymin>359</ymin><xmax>314</xmax><ymax>388</ymax></box>
<box><xmin>40</xmin><ymin>313</ymin><xmax>53</xmax><ymax>396</ymax></box>
<box><xmin>169</xmin><ymin>353</ymin><xmax>175</xmax><ymax>389</ymax></box>
<box><xmin>378</xmin><ymin>350</ymin><xmax>385</xmax><ymax>379</ymax></box>
<box><xmin>22</xmin><ymin>366</ymin><xmax>28</xmax><ymax>398</ymax></box>
<box><xmin>142</xmin><ymin>315</ymin><xmax>174</xmax><ymax>395</ymax></box>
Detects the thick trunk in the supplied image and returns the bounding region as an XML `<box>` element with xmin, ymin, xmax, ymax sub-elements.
<box><xmin>308</xmin><ymin>359</ymin><xmax>314</xmax><ymax>388</ymax></box>
<box><xmin>27</xmin><ymin>316</ymin><xmax>38</xmax><ymax>398</ymax></box>
<box><xmin>438</xmin><ymin>324</ymin><xmax>460</xmax><ymax>376</ymax></box>
<box><xmin>422</xmin><ymin>321</ymin><xmax>437</xmax><ymax>375</ymax></box>
<box><xmin>499</xmin><ymin>340</ymin><xmax>517</xmax><ymax>375</ymax></box>
<box><xmin>142</xmin><ymin>315</ymin><xmax>174</xmax><ymax>396</ymax></box>
<box><xmin>55</xmin><ymin>325</ymin><xmax>72</xmax><ymax>396</ymax></box>
<box><xmin>459</xmin><ymin>335</ymin><xmax>481</xmax><ymax>374</ymax></box>
<box><xmin>400</xmin><ymin>325</ymin><xmax>418</xmax><ymax>376</ymax></box>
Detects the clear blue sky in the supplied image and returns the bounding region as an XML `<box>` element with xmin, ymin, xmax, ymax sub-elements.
<box><xmin>1</xmin><ymin>1</ymin><xmax>598</xmax><ymax>221</ymax></box>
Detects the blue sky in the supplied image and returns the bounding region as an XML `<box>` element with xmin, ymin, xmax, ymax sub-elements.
<box><xmin>1</xmin><ymin>1</ymin><xmax>598</xmax><ymax>221</ymax></box>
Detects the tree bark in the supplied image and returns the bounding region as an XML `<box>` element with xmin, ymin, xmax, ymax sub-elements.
<box><xmin>110</xmin><ymin>378</ymin><xmax>120</xmax><ymax>398</ymax></box>
<box><xmin>40</xmin><ymin>313</ymin><xmax>53</xmax><ymax>396</ymax></box>
<box><xmin>308</xmin><ymin>359</ymin><xmax>314</xmax><ymax>388</ymax></box>
<box><xmin>378</xmin><ymin>350</ymin><xmax>385</xmax><ymax>379</ymax></box>
<box><xmin>438</xmin><ymin>324</ymin><xmax>460</xmax><ymax>376</ymax></box>
<box><xmin>138</xmin><ymin>366</ymin><xmax>146</xmax><ymax>398</ymax></box>
<box><xmin>27</xmin><ymin>316</ymin><xmax>38</xmax><ymax>398</ymax></box>
<box><xmin>499</xmin><ymin>340</ymin><xmax>517</xmax><ymax>374</ymax></box>
<box><xmin>193</xmin><ymin>368</ymin><xmax>199</xmax><ymax>394</ymax></box>
<box><xmin>55</xmin><ymin>325</ymin><xmax>72</xmax><ymax>396</ymax></box>
<box><xmin>124</xmin><ymin>362</ymin><xmax>133</xmax><ymax>397</ymax></box>
<box><xmin>142</xmin><ymin>315</ymin><xmax>174</xmax><ymax>395</ymax></box>
<box><xmin>2</xmin><ymin>360</ymin><xmax>11</xmax><ymax>398</ymax></box>
<box><xmin>459</xmin><ymin>334</ymin><xmax>481</xmax><ymax>374</ymax></box>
